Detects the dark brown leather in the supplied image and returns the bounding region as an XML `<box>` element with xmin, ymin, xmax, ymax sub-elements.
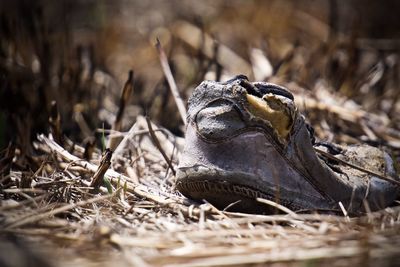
<box><xmin>176</xmin><ymin>76</ymin><xmax>399</xmax><ymax>213</ymax></box>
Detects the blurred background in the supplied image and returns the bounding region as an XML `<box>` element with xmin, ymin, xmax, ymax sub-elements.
<box><xmin>1</xmin><ymin>0</ymin><xmax>400</xmax><ymax>154</ymax></box>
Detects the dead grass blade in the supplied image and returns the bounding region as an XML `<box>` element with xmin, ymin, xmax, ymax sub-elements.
<box><xmin>315</xmin><ymin>147</ymin><xmax>400</xmax><ymax>186</ymax></box>
<box><xmin>3</xmin><ymin>194</ymin><xmax>112</xmax><ymax>229</ymax></box>
<box><xmin>145</xmin><ymin>116</ymin><xmax>176</xmax><ymax>176</ymax></box>
<box><xmin>156</xmin><ymin>39</ymin><xmax>187</xmax><ymax>125</ymax></box>
<box><xmin>256</xmin><ymin>197</ymin><xmax>299</xmax><ymax>218</ymax></box>
<box><xmin>89</xmin><ymin>149</ymin><xmax>112</xmax><ymax>191</ymax></box>
<box><xmin>108</xmin><ymin>70</ymin><xmax>135</xmax><ymax>150</ymax></box>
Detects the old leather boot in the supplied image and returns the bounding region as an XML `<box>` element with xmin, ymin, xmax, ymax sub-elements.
<box><xmin>176</xmin><ymin>75</ymin><xmax>399</xmax><ymax>214</ymax></box>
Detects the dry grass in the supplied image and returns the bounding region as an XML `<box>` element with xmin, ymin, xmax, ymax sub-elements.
<box><xmin>1</xmin><ymin>1</ymin><xmax>400</xmax><ymax>266</ymax></box>
<box><xmin>1</xmin><ymin>117</ymin><xmax>399</xmax><ymax>267</ymax></box>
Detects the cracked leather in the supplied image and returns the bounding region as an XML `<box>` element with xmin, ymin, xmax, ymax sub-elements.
<box><xmin>177</xmin><ymin>77</ymin><xmax>399</xmax><ymax>213</ymax></box>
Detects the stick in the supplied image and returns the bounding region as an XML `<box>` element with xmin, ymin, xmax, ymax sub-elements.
<box><xmin>314</xmin><ymin>147</ymin><xmax>400</xmax><ymax>186</ymax></box>
<box><xmin>90</xmin><ymin>148</ymin><xmax>112</xmax><ymax>191</ymax></box>
<box><xmin>36</xmin><ymin>134</ymin><xmax>211</xmax><ymax>218</ymax></box>
<box><xmin>145</xmin><ymin>116</ymin><xmax>176</xmax><ymax>176</ymax></box>
<box><xmin>108</xmin><ymin>70</ymin><xmax>134</xmax><ymax>150</ymax></box>
<box><xmin>4</xmin><ymin>194</ymin><xmax>112</xmax><ymax>229</ymax></box>
<box><xmin>155</xmin><ymin>39</ymin><xmax>187</xmax><ymax>125</ymax></box>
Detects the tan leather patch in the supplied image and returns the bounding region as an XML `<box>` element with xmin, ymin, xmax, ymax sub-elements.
<box><xmin>246</xmin><ymin>93</ymin><xmax>292</xmax><ymax>138</ymax></box>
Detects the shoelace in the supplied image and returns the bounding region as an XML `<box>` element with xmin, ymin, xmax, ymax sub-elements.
<box><xmin>222</xmin><ymin>75</ymin><xmax>294</xmax><ymax>100</ymax></box>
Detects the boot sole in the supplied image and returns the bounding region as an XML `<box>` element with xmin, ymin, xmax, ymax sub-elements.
<box><xmin>176</xmin><ymin>168</ymin><xmax>300</xmax><ymax>214</ymax></box>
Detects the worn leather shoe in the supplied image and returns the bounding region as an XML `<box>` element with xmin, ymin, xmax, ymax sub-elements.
<box><xmin>176</xmin><ymin>75</ymin><xmax>399</xmax><ymax>214</ymax></box>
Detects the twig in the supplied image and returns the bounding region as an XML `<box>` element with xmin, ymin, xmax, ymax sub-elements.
<box><xmin>3</xmin><ymin>194</ymin><xmax>112</xmax><ymax>229</ymax></box>
<box><xmin>165</xmin><ymin>246</ymin><xmax>365</xmax><ymax>267</ymax></box>
<box><xmin>90</xmin><ymin>149</ymin><xmax>112</xmax><ymax>192</ymax></box>
<box><xmin>36</xmin><ymin>135</ymin><xmax>208</xmax><ymax>217</ymax></box>
<box><xmin>145</xmin><ymin>116</ymin><xmax>176</xmax><ymax>176</ymax></box>
<box><xmin>108</xmin><ymin>70</ymin><xmax>134</xmax><ymax>150</ymax></box>
<box><xmin>338</xmin><ymin>201</ymin><xmax>350</xmax><ymax>222</ymax></box>
<box><xmin>256</xmin><ymin>198</ymin><xmax>299</xmax><ymax>218</ymax></box>
<box><xmin>155</xmin><ymin>39</ymin><xmax>187</xmax><ymax>125</ymax></box>
<box><xmin>0</xmin><ymin>195</ymin><xmax>47</xmax><ymax>211</ymax></box>
<box><xmin>314</xmin><ymin>147</ymin><xmax>400</xmax><ymax>186</ymax></box>
<box><xmin>112</xmin><ymin>121</ymin><xmax>138</xmax><ymax>158</ymax></box>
